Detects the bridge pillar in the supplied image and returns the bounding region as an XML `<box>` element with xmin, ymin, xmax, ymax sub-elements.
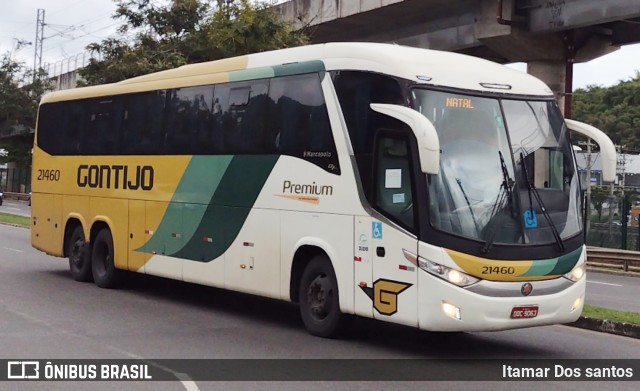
<box><xmin>527</xmin><ymin>60</ymin><xmax>567</xmax><ymax>114</ymax></box>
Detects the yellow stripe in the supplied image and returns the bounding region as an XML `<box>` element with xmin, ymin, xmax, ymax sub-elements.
<box><xmin>445</xmin><ymin>249</ymin><xmax>558</xmax><ymax>282</ymax></box>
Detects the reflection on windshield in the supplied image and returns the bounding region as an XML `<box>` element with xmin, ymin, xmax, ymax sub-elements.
<box><xmin>413</xmin><ymin>90</ymin><xmax>582</xmax><ymax>247</ymax></box>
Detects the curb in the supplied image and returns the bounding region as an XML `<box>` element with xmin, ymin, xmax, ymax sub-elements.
<box><xmin>566</xmin><ymin>316</ymin><xmax>640</xmax><ymax>339</ymax></box>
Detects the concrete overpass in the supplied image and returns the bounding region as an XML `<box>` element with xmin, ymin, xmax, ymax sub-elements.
<box><xmin>275</xmin><ymin>0</ymin><xmax>640</xmax><ymax>115</ymax></box>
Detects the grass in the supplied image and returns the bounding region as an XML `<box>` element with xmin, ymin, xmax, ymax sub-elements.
<box><xmin>0</xmin><ymin>212</ymin><xmax>30</xmax><ymax>228</ymax></box>
<box><xmin>582</xmin><ymin>305</ymin><xmax>640</xmax><ymax>325</ymax></box>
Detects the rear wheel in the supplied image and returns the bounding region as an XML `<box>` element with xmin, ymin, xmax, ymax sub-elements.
<box><xmin>299</xmin><ymin>255</ymin><xmax>342</xmax><ymax>338</ymax></box>
<box><xmin>68</xmin><ymin>226</ymin><xmax>92</xmax><ymax>282</ymax></box>
<box><xmin>91</xmin><ymin>228</ymin><xmax>122</xmax><ymax>288</ymax></box>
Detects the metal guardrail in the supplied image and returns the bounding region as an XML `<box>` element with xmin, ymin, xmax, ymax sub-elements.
<box><xmin>586</xmin><ymin>246</ymin><xmax>640</xmax><ymax>273</ymax></box>
<box><xmin>2</xmin><ymin>192</ymin><xmax>30</xmax><ymax>202</ymax></box>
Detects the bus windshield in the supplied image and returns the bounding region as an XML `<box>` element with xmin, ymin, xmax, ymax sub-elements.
<box><xmin>412</xmin><ymin>89</ymin><xmax>582</xmax><ymax>248</ymax></box>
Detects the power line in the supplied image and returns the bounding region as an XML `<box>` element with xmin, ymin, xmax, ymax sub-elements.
<box><xmin>33</xmin><ymin>9</ymin><xmax>45</xmax><ymax>78</ymax></box>
<box><xmin>41</xmin><ymin>21</ymin><xmax>121</xmax><ymax>56</ymax></box>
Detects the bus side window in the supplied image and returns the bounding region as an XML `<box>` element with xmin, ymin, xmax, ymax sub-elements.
<box><xmin>214</xmin><ymin>80</ymin><xmax>271</xmax><ymax>155</ymax></box>
<box><xmin>164</xmin><ymin>85</ymin><xmax>214</xmax><ymax>155</ymax></box>
<box><xmin>84</xmin><ymin>98</ymin><xmax>122</xmax><ymax>155</ymax></box>
<box><xmin>37</xmin><ymin>102</ymin><xmax>66</xmax><ymax>154</ymax></box>
<box><xmin>373</xmin><ymin>132</ymin><xmax>415</xmax><ymax>231</ymax></box>
<box><xmin>144</xmin><ymin>91</ymin><xmax>166</xmax><ymax>154</ymax></box>
<box><xmin>65</xmin><ymin>101</ymin><xmax>85</xmax><ymax>154</ymax></box>
<box><xmin>269</xmin><ymin>73</ymin><xmax>339</xmax><ymax>173</ymax></box>
<box><xmin>332</xmin><ymin>71</ymin><xmax>404</xmax><ymax>201</ymax></box>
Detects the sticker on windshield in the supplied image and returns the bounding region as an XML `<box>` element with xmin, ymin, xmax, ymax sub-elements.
<box><xmin>385</xmin><ymin>169</ymin><xmax>402</xmax><ymax>189</ymax></box>
<box><xmin>524</xmin><ymin>210</ymin><xmax>538</xmax><ymax>228</ymax></box>
<box><xmin>393</xmin><ymin>193</ymin><xmax>405</xmax><ymax>204</ymax></box>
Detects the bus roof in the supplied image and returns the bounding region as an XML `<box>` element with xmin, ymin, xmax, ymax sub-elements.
<box><xmin>41</xmin><ymin>42</ymin><xmax>553</xmax><ymax>103</ymax></box>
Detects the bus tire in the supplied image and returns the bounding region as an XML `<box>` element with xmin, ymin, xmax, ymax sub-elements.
<box><xmin>299</xmin><ymin>255</ymin><xmax>342</xmax><ymax>338</ymax></box>
<box><xmin>68</xmin><ymin>226</ymin><xmax>92</xmax><ymax>282</ymax></box>
<box><xmin>91</xmin><ymin>228</ymin><xmax>122</xmax><ymax>288</ymax></box>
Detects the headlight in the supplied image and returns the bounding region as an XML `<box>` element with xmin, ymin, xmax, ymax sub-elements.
<box><xmin>563</xmin><ymin>262</ymin><xmax>585</xmax><ymax>282</ymax></box>
<box><xmin>418</xmin><ymin>258</ymin><xmax>480</xmax><ymax>287</ymax></box>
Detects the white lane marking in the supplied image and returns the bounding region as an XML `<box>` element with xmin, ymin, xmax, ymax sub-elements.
<box><xmin>2</xmin><ymin>246</ymin><xmax>24</xmax><ymax>253</ymax></box>
<box><xmin>8</xmin><ymin>299</ymin><xmax>198</xmax><ymax>390</ymax></box>
<box><xmin>587</xmin><ymin>280</ymin><xmax>623</xmax><ymax>287</ymax></box>
<box><xmin>104</xmin><ymin>345</ymin><xmax>200</xmax><ymax>391</ymax></box>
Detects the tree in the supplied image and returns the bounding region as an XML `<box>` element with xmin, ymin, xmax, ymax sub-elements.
<box><xmin>0</xmin><ymin>50</ymin><xmax>49</xmax><ymax>167</ymax></box>
<box><xmin>590</xmin><ymin>186</ymin><xmax>609</xmax><ymax>222</ymax></box>
<box><xmin>79</xmin><ymin>0</ymin><xmax>309</xmax><ymax>85</ymax></box>
<box><xmin>573</xmin><ymin>72</ymin><xmax>640</xmax><ymax>152</ymax></box>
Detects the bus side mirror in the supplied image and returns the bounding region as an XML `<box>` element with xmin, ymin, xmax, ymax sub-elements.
<box><xmin>565</xmin><ymin>119</ymin><xmax>617</xmax><ymax>183</ymax></box>
<box><xmin>370</xmin><ymin>103</ymin><xmax>440</xmax><ymax>175</ymax></box>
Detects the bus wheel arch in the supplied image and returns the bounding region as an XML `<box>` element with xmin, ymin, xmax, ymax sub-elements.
<box><xmin>90</xmin><ymin>222</ymin><xmax>122</xmax><ymax>288</ymax></box>
<box><xmin>64</xmin><ymin>219</ymin><xmax>92</xmax><ymax>282</ymax></box>
<box><xmin>292</xmin><ymin>246</ymin><xmax>343</xmax><ymax>338</ymax></box>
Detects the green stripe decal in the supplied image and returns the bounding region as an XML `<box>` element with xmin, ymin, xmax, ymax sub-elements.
<box><xmin>520</xmin><ymin>258</ymin><xmax>556</xmax><ymax>277</ymax></box>
<box><xmin>229</xmin><ymin>67</ymin><xmax>275</xmax><ymax>82</ymax></box>
<box><xmin>228</xmin><ymin>60</ymin><xmax>325</xmax><ymax>83</ymax></box>
<box><xmin>138</xmin><ymin>155</ymin><xmax>280</xmax><ymax>262</ymax></box>
<box><xmin>548</xmin><ymin>246</ymin><xmax>582</xmax><ymax>275</ymax></box>
<box><xmin>520</xmin><ymin>246</ymin><xmax>582</xmax><ymax>277</ymax></box>
<box><xmin>137</xmin><ymin>156</ymin><xmax>232</xmax><ymax>255</ymax></box>
<box><xmin>273</xmin><ymin>60</ymin><xmax>325</xmax><ymax>78</ymax></box>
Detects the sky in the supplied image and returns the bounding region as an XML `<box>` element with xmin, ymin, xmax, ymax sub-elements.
<box><xmin>1</xmin><ymin>0</ymin><xmax>639</xmax><ymax>89</ymax></box>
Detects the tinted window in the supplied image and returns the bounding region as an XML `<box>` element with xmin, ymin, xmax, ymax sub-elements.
<box><xmin>165</xmin><ymin>86</ymin><xmax>214</xmax><ymax>155</ymax></box>
<box><xmin>36</xmin><ymin>73</ymin><xmax>339</xmax><ymax>174</ymax></box>
<box><xmin>121</xmin><ymin>91</ymin><xmax>165</xmax><ymax>154</ymax></box>
<box><xmin>214</xmin><ymin>80</ymin><xmax>271</xmax><ymax>154</ymax></box>
<box><xmin>84</xmin><ymin>98</ymin><xmax>124</xmax><ymax>154</ymax></box>
<box><xmin>332</xmin><ymin>71</ymin><xmax>404</xmax><ymax>198</ymax></box>
<box><xmin>269</xmin><ymin>73</ymin><xmax>339</xmax><ymax>174</ymax></box>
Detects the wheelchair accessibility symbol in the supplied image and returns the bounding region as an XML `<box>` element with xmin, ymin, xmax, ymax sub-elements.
<box><xmin>523</xmin><ymin>209</ymin><xmax>538</xmax><ymax>228</ymax></box>
<box><xmin>372</xmin><ymin>222</ymin><xmax>383</xmax><ymax>239</ymax></box>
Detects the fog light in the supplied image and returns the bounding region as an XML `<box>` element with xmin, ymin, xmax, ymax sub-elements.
<box><xmin>571</xmin><ymin>296</ymin><xmax>583</xmax><ymax>312</ymax></box>
<box><xmin>442</xmin><ymin>301</ymin><xmax>461</xmax><ymax>320</ymax></box>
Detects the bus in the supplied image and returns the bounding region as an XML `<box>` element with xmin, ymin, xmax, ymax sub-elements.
<box><xmin>32</xmin><ymin>42</ymin><xmax>616</xmax><ymax>337</ymax></box>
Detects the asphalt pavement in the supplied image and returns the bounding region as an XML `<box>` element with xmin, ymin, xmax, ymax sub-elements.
<box><xmin>0</xmin><ymin>200</ymin><xmax>637</xmax><ymax>314</ymax></box>
<box><xmin>0</xmin><ymin>223</ymin><xmax>639</xmax><ymax>390</ymax></box>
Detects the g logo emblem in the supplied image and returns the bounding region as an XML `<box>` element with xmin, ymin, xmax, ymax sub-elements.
<box><xmin>360</xmin><ymin>279</ymin><xmax>412</xmax><ymax>316</ymax></box>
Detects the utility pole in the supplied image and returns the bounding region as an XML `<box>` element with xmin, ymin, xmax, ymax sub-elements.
<box><xmin>33</xmin><ymin>9</ymin><xmax>45</xmax><ymax>82</ymax></box>
<box><xmin>584</xmin><ymin>139</ymin><xmax>592</xmax><ymax>234</ymax></box>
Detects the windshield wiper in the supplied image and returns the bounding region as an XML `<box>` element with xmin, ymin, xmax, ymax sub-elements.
<box><xmin>455</xmin><ymin>177</ymin><xmax>480</xmax><ymax>235</ymax></box>
<box><xmin>481</xmin><ymin>151</ymin><xmax>515</xmax><ymax>254</ymax></box>
<box><xmin>519</xmin><ymin>152</ymin><xmax>565</xmax><ymax>252</ymax></box>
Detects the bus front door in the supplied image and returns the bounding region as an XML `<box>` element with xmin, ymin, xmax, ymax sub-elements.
<box><xmin>366</xmin><ymin>130</ymin><xmax>419</xmax><ymax>327</ymax></box>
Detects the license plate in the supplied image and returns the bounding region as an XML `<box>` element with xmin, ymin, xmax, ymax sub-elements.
<box><xmin>511</xmin><ymin>305</ymin><xmax>538</xmax><ymax>319</ymax></box>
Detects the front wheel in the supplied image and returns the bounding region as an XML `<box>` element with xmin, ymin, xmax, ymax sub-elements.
<box><xmin>68</xmin><ymin>226</ymin><xmax>92</xmax><ymax>282</ymax></box>
<box><xmin>91</xmin><ymin>228</ymin><xmax>122</xmax><ymax>288</ymax></box>
<box><xmin>299</xmin><ymin>255</ymin><xmax>342</xmax><ymax>338</ymax></box>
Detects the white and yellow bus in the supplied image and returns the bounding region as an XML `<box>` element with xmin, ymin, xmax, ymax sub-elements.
<box><xmin>32</xmin><ymin>43</ymin><xmax>616</xmax><ymax>337</ymax></box>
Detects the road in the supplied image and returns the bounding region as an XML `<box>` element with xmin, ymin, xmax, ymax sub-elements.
<box><xmin>1</xmin><ymin>201</ymin><xmax>638</xmax><ymax>313</ymax></box>
<box><xmin>586</xmin><ymin>272</ymin><xmax>640</xmax><ymax>313</ymax></box>
<box><xmin>0</xmin><ymin>199</ymin><xmax>30</xmax><ymax>217</ymax></box>
<box><xmin>0</xmin><ymin>224</ymin><xmax>639</xmax><ymax>390</ymax></box>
